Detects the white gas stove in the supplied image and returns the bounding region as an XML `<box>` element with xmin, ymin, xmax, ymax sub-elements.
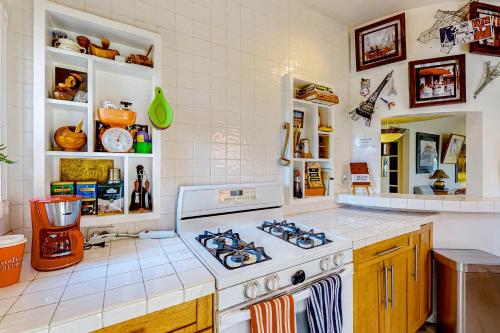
<box><xmin>177</xmin><ymin>183</ymin><xmax>353</xmax><ymax>332</ymax></box>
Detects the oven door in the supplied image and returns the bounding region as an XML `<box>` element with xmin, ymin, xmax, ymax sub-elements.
<box><xmin>217</xmin><ymin>263</ymin><xmax>353</xmax><ymax>333</ymax></box>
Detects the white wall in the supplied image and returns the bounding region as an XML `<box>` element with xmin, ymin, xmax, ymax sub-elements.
<box><xmin>4</xmin><ymin>0</ymin><xmax>352</xmax><ymax>239</ymax></box>
<box><xmin>349</xmin><ymin>1</ymin><xmax>500</xmax><ymax>196</ymax></box>
<box><xmin>382</xmin><ymin>115</ymin><xmax>466</xmax><ymax>194</ymax></box>
<box><xmin>434</xmin><ymin>213</ymin><xmax>500</xmax><ymax>256</ymax></box>
<box><xmin>349</xmin><ymin>1</ymin><xmax>500</xmax><ymax>262</ymax></box>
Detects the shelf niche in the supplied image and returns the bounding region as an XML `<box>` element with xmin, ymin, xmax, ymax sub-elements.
<box><xmin>34</xmin><ymin>0</ymin><xmax>162</xmax><ymax>227</ymax></box>
<box><xmin>284</xmin><ymin>73</ymin><xmax>335</xmax><ymax>204</ymax></box>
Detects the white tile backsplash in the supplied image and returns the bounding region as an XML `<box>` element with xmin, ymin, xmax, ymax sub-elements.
<box><xmin>3</xmin><ymin>0</ymin><xmax>350</xmax><ymax>237</ymax></box>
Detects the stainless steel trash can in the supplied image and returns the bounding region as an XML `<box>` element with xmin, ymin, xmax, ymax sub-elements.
<box><xmin>434</xmin><ymin>249</ymin><xmax>500</xmax><ymax>333</ymax></box>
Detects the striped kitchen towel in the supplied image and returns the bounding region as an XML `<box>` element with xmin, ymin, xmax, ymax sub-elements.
<box><xmin>306</xmin><ymin>274</ymin><xmax>342</xmax><ymax>333</ymax></box>
<box><xmin>250</xmin><ymin>294</ymin><xmax>296</xmax><ymax>333</ymax></box>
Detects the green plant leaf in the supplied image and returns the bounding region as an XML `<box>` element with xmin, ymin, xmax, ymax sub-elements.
<box><xmin>0</xmin><ymin>144</ymin><xmax>15</xmax><ymax>164</ymax></box>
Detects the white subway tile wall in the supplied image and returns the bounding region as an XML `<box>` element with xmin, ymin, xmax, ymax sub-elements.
<box><xmin>4</xmin><ymin>0</ymin><xmax>351</xmax><ymax>240</ymax></box>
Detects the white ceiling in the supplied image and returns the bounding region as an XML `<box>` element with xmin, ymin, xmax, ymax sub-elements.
<box><xmin>301</xmin><ymin>0</ymin><xmax>457</xmax><ymax>26</ymax></box>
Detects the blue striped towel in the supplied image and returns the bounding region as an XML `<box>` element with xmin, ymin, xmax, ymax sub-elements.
<box><xmin>306</xmin><ymin>274</ymin><xmax>342</xmax><ymax>333</ymax></box>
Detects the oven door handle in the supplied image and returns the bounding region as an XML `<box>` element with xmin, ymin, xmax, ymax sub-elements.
<box><xmin>218</xmin><ymin>263</ymin><xmax>353</xmax><ymax>331</ymax></box>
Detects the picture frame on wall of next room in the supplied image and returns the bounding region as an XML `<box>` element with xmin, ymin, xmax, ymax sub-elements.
<box><xmin>354</xmin><ymin>13</ymin><xmax>407</xmax><ymax>71</ymax></box>
<box><xmin>408</xmin><ymin>54</ymin><xmax>466</xmax><ymax>109</ymax></box>
<box><xmin>416</xmin><ymin>132</ymin><xmax>440</xmax><ymax>174</ymax></box>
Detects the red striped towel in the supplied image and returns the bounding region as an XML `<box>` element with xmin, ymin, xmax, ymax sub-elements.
<box><xmin>250</xmin><ymin>295</ymin><xmax>296</xmax><ymax>333</ymax></box>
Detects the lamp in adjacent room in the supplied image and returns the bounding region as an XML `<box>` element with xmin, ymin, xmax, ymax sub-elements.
<box><xmin>380</xmin><ymin>120</ymin><xmax>408</xmax><ymax>143</ymax></box>
<box><xmin>430</xmin><ymin>169</ymin><xmax>449</xmax><ymax>190</ymax></box>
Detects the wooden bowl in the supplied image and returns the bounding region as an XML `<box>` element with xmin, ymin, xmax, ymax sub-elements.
<box><xmin>97</xmin><ymin>108</ymin><xmax>137</xmax><ymax>127</ymax></box>
<box><xmin>54</xmin><ymin>126</ymin><xmax>87</xmax><ymax>151</ymax></box>
<box><xmin>89</xmin><ymin>43</ymin><xmax>119</xmax><ymax>60</ymax></box>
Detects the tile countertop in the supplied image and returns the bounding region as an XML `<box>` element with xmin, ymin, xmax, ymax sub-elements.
<box><xmin>0</xmin><ymin>237</ymin><xmax>215</xmax><ymax>333</ymax></box>
<box><xmin>336</xmin><ymin>193</ymin><xmax>500</xmax><ymax>213</ymax></box>
<box><xmin>288</xmin><ymin>206</ymin><xmax>437</xmax><ymax>250</ymax></box>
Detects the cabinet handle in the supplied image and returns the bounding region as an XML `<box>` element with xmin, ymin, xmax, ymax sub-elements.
<box><xmin>384</xmin><ymin>266</ymin><xmax>389</xmax><ymax>310</ymax></box>
<box><xmin>377</xmin><ymin>245</ymin><xmax>402</xmax><ymax>257</ymax></box>
<box><xmin>414</xmin><ymin>244</ymin><xmax>418</xmax><ymax>282</ymax></box>
<box><xmin>390</xmin><ymin>265</ymin><xmax>395</xmax><ymax>309</ymax></box>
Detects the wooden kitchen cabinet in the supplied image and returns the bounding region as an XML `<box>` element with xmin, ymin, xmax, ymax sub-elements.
<box><xmin>384</xmin><ymin>252</ymin><xmax>410</xmax><ymax>333</ymax></box>
<box><xmin>93</xmin><ymin>294</ymin><xmax>213</xmax><ymax>333</ymax></box>
<box><xmin>408</xmin><ymin>223</ymin><xmax>433</xmax><ymax>333</ymax></box>
<box><xmin>354</xmin><ymin>260</ymin><xmax>385</xmax><ymax>333</ymax></box>
<box><xmin>354</xmin><ymin>224</ymin><xmax>433</xmax><ymax>333</ymax></box>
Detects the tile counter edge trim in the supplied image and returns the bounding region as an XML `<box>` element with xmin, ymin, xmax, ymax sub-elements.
<box><xmin>336</xmin><ymin>194</ymin><xmax>500</xmax><ymax>213</ymax></box>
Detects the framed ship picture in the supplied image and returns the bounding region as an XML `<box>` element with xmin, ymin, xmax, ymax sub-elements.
<box><xmin>354</xmin><ymin>13</ymin><xmax>406</xmax><ymax>71</ymax></box>
<box><xmin>470</xmin><ymin>1</ymin><xmax>500</xmax><ymax>56</ymax></box>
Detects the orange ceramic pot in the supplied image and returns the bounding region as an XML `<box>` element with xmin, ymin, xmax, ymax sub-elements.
<box><xmin>0</xmin><ymin>235</ymin><xmax>27</xmax><ymax>287</ymax></box>
<box><xmin>97</xmin><ymin>108</ymin><xmax>137</xmax><ymax>127</ymax></box>
<box><xmin>54</xmin><ymin>126</ymin><xmax>87</xmax><ymax>151</ymax></box>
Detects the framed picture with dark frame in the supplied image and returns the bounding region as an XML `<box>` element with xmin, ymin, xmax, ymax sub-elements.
<box><xmin>354</xmin><ymin>13</ymin><xmax>406</xmax><ymax>72</ymax></box>
<box><xmin>416</xmin><ymin>132</ymin><xmax>440</xmax><ymax>174</ymax></box>
<box><xmin>470</xmin><ymin>1</ymin><xmax>500</xmax><ymax>56</ymax></box>
<box><xmin>455</xmin><ymin>143</ymin><xmax>466</xmax><ymax>183</ymax></box>
<box><xmin>408</xmin><ymin>54</ymin><xmax>466</xmax><ymax>109</ymax></box>
<box><xmin>441</xmin><ymin>133</ymin><xmax>465</xmax><ymax>164</ymax></box>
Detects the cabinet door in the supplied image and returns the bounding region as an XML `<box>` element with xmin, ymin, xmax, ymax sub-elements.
<box><xmin>407</xmin><ymin>232</ymin><xmax>420</xmax><ymax>333</ymax></box>
<box><xmin>385</xmin><ymin>252</ymin><xmax>409</xmax><ymax>333</ymax></box>
<box><xmin>354</xmin><ymin>261</ymin><xmax>385</xmax><ymax>333</ymax></box>
<box><xmin>418</xmin><ymin>223</ymin><xmax>432</xmax><ymax>322</ymax></box>
<box><xmin>408</xmin><ymin>223</ymin><xmax>433</xmax><ymax>333</ymax></box>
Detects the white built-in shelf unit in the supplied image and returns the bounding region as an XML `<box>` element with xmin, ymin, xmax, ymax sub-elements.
<box><xmin>283</xmin><ymin>73</ymin><xmax>335</xmax><ymax>204</ymax></box>
<box><xmin>33</xmin><ymin>1</ymin><xmax>162</xmax><ymax>227</ymax></box>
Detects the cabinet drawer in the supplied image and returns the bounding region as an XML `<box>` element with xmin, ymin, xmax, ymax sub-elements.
<box><xmin>94</xmin><ymin>295</ymin><xmax>213</xmax><ymax>333</ymax></box>
<box><xmin>354</xmin><ymin>233</ymin><xmax>411</xmax><ymax>265</ymax></box>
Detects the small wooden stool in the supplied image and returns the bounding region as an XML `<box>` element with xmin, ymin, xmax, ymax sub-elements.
<box><xmin>351</xmin><ymin>184</ymin><xmax>370</xmax><ymax>195</ymax></box>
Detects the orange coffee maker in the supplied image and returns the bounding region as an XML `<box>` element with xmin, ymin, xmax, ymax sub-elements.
<box><xmin>30</xmin><ymin>195</ymin><xmax>84</xmax><ymax>271</ymax></box>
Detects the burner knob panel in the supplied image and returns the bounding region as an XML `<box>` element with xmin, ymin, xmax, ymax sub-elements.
<box><xmin>333</xmin><ymin>253</ymin><xmax>344</xmax><ymax>267</ymax></box>
<box><xmin>320</xmin><ymin>257</ymin><xmax>333</xmax><ymax>271</ymax></box>
<box><xmin>245</xmin><ymin>281</ymin><xmax>261</xmax><ymax>299</ymax></box>
<box><xmin>291</xmin><ymin>270</ymin><xmax>306</xmax><ymax>285</ymax></box>
<box><xmin>265</xmin><ymin>275</ymin><xmax>280</xmax><ymax>291</ymax></box>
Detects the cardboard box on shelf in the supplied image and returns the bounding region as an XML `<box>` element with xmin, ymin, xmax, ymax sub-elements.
<box><xmin>50</xmin><ymin>182</ymin><xmax>74</xmax><ymax>195</ymax></box>
<box><xmin>97</xmin><ymin>183</ymin><xmax>124</xmax><ymax>216</ymax></box>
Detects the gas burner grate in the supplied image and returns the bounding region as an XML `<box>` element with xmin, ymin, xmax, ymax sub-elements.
<box><xmin>258</xmin><ymin>220</ymin><xmax>332</xmax><ymax>249</ymax></box>
<box><xmin>196</xmin><ymin>229</ymin><xmax>271</xmax><ymax>270</ymax></box>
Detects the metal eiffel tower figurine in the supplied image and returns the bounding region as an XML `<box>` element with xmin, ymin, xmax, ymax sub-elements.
<box><xmin>474</xmin><ymin>61</ymin><xmax>500</xmax><ymax>99</ymax></box>
<box><xmin>350</xmin><ymin>70</ymin><xmax>393</xmax><ymax>127</ymax></box>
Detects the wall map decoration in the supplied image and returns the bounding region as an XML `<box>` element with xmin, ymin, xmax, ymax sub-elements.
<box><xmin>417</xmin><ymin>0</ymin><xmax>473</xmax><ymax>53</ymax></box>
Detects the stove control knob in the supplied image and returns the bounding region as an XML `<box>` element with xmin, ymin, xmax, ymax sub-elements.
<box><xmin>320</xmin><ymin>257</ymin><xmax>333</xmax><ymax>271</ymax></box>
<box><xmin>265</xmin><ymin>275</ymin><xmax>280</xmax><ymax>291</ymax></box>
<box><xmin>245</xmin><ymin>281</ymin><xmax>261</xmax><ymax>299</ymax></box>
<box><xmin>333</xmin><ymin>253</ymin><xmax>344</xmax><ymax>267</ymax></box>
<box><xmin>291</xmin><ymin>270</ymin><xmax>306</xmax><ymax>285</ymax></box>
